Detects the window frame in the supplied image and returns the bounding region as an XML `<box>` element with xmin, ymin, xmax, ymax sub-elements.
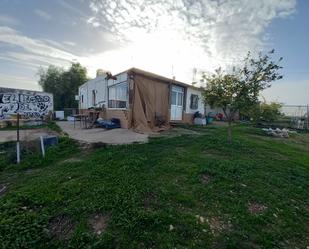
<box><xmin>107</xmin><ymin>81</ymin><xmax>129</xmax><ymax>109</ymax></box>
<box><xmin>190</xmin><ymin>94</ymin><xmax>199</xmax><ymax>110</ymax></box>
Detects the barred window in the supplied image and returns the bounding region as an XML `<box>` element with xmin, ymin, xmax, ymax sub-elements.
<box><xmin>190</xmin><ymin>94</ymin><xmax>199</xmax><ymax>110</ymax></box>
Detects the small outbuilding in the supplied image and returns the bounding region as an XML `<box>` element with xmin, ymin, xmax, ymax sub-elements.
<box><xmin>78</xmin><ymin>68</ymin><xmax>205</xmax><ymax>132</ymax></box>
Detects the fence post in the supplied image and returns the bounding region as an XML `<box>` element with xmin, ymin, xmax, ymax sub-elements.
<box><xmin>16</xmin><ymin>113</ymin><xmax>20</xmax><ymax>164</ymax></box>
<box><xmin>40</xmin><ymin>136</ymin><xmax>45</xmax><ymax>157</ymax></box>
<box><xmin>307</xmin><ymin>105</ymin><xmax>309</xmax><ymax>130</ymax></box>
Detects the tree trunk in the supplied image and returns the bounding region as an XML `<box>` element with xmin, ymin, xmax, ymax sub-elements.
<box><xmin>227</xmin><ymin>120</ymin><xmax>232</xmax><ymax>143</ymax></box>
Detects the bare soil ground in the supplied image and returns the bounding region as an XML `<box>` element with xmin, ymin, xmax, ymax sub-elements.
<box><xmin>0</xmin><ymin>128</ymin><xmax>58</xmax><ymax>143</ymax></box>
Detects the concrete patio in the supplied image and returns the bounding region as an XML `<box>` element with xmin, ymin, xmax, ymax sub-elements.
<box><xmin>56</xmin><ymin>121</ymin><xmax>148</xmax><ymax>145</ymax></box>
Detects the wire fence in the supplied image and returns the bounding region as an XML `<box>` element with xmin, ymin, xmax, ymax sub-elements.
<box><xmin>279</xmin><ymin>105</ymin><xmax>309</xmax><ymax>130</ymax></box>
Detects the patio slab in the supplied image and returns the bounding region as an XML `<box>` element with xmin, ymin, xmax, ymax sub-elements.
<box><xmin>56</xmin><ymin>121</ymin><xmax>148</xmax><ymax>145</ymax></box>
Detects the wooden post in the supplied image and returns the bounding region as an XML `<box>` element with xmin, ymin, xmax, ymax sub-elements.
<box><xmin>16</xmin><ymin>113</ymin><xmax>20</xmax><ymax>164</ymax></box>
<box><xmin>307</xmin><ymin>105</ymin><xmax>309</xmax><ymax>130</ymax></box>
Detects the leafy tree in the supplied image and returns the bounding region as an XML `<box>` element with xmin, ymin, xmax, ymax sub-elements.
<box><xmin>242</xmin><ymin>101</ymin><xmax>283</xmax><ymax>123</ymax></box>
<box><xmin>202</xmin><ymin>50</ymin><xmax>283</xmax><ymax>142</ymax></box>
<box><xmin>38</xmin><ymin>63</ymin><xmax>88</xmax><ymax>110</ymax></box>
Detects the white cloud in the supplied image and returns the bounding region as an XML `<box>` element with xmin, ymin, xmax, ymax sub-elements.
<box><xmin>34</xmin><ymin>9</ymin><xmax>52</xmax><ymax>20</ymax></box>
<box><xmin>63</xmin><ymin>41</ymin><xmax>76</xmax><ymax>46</ymax></box>
<box><xmin>0</xmin><ymin>26</ymin><xmax>77</xmax><ymax>63</ymax></box>
<box><xmin>87</xmin><ymin>17</ymin><xmax>101</xmax><ymax>27</ymax></box>
<box><xmin>86</xmin><ymin>0</ymin><xmax>296</xmax><ymax>82</ymax></box>
<box><xmin>0</xmin><ymin>73</ymin><xmax>41</xmax><ymax>91</ymax></box>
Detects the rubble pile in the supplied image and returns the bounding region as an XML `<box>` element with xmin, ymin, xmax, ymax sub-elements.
<box><xmin>262</xmin><ymin>128</ymin><xmax>296</xmax><ymax>138</ymax></box>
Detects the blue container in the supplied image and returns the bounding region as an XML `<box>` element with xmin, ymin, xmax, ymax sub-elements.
<box><xmin>207</xmin><ymin>117</ymin><xmax>214</xmax><ymax>124</ymax></box>
<box><xmin>43</xmin><ymin>136</ymin><xmax>58</xmax><ymax>147</ymax></box>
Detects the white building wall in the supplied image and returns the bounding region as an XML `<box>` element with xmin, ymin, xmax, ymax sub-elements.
<box><xmin>78</xmin><ymin>72</ymin><xmax>129</xmax><ymax>109</ymax></box>
<box><xmin>79</xmin><ymin>76</ymin><xmax>107</xmax><ymax>109</ymax></box>
<box><xmin>185</xmin><ymin>87</ymin><xmax>205</xmax><ymax>115</ymax></box>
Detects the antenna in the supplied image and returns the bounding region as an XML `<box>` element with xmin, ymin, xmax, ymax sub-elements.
<box><xmin>192</xmin><ymin>67</ymin><xmax>197</xmax><ymax>85</ymax></box>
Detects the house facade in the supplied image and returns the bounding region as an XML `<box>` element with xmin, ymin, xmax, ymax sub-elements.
<box><xmin>78</xmin><ymin>68</ymin><xmax>205</xmax><ymax>132</ymax></box>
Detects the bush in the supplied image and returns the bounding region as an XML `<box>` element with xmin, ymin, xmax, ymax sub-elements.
<box><xmin>243</xmin><ymin>101</ymin><xmax>283</xmax><ymax>123</ymax></box>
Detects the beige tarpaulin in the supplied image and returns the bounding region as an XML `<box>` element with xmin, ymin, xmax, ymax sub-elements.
<box><xmin>132</xmin><ymin>74</ymin><xmax>170</xmax><ymax>133</ymax></box>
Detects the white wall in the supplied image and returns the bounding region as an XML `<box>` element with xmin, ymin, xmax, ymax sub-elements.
<box><xmin>79</xmin><ymin>76</ymin><xmax>107</xmax><ymax>109</ymax></box>
<box><xmin>78</xmin><ymin>72</ymin><xmax>129</xmax><ymax>109</ymax></box>
<box><xmin>185</xmin><ymin>87</ymin><xmax>205</xmax><ymax>115</ymax></box>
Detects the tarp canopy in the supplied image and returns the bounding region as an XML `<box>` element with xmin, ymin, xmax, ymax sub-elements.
<box><xmin>132</xmin><ymin>74</ymin><xmax>170</xmax><ymax>132</ymax></box>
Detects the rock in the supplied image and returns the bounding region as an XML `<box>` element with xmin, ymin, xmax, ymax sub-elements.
<box><xmin>169</xmin><ymin>225</ymin><xmax>174</xmax><ymax>231</ymax></box>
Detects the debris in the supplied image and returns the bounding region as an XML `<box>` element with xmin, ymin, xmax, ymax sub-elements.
<box><xmin>262</xmin><ymin>128</ymin><xmax>296</xmax><ymax>138</ymax></box>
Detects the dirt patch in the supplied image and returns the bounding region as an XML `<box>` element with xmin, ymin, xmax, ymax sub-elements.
<box><xmin>0</xmin><ymin>184</ymin><xmax>7</xmax><ymax>197</ymax></box>
<box><xmin>88</xmin><ymin>213</ymin><xmax>109</xmax><ymax>235</ymax></box>
<box><xmin>49</xmin><ymin>215</ymin><xmax>75</xmax><ymax>240</ymax></box>
<box><xmin>202</xmin><ymin>149</ymin><xmax>230</xmax><ymax>159</ymax></box>
<box><xmin>61</xmin><ymin>157</ymin><xmax>84</xmax><ymax>164</ymax></box>
<box><xmin>200</xmin><ymin>174</ymin><xmax>212</xmax><ymax>184</ymax></box>
<box><xmin>248</xmin><ymin>202</ymin><xmax>267</xmax><ymax>214</ymax></box>
<box><xmin>207</xmin><ymin>217</ymin><xmax>232</xmax><ymax>236</ymax></box>
<box><xmin>143</xmin><ymin>192</ymin><xmax>157</xmax><ymax>209</ymax></box>
<box><xmin>151</xmin><ymin>127</ymin><xmax>201</xmax><ymax>138</ymax></box>
<box><xmin>24</xmin><ymin>168</ymin><xmax>41</xmax><ymax>175</ymax></box>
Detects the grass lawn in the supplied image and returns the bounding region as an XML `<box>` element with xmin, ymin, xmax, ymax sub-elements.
<box><xmin>0</xmin><ymin>125</ymin><xmax>308</xmax><ymax>248</ymax></box>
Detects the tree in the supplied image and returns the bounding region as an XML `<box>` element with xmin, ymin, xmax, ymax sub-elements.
<box><xmin>202</xmin><ymin>50</ymin><xmax>283</xmax><ymax>142</ymax></box>
<box><xmin>38</xmin><ymin>63</ymin><xmax>88</xmax><ymax>110</ymax></box>
<box><xmin>242</xmin><ymin>101</ymin><xmax>283</xmax><ymax>123</ymax></box>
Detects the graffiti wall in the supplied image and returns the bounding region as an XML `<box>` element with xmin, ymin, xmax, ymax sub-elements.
<box><xmin>0</xmin><ymin>87</ymin><xmax>53</xmax><ymax>119</ymax></box>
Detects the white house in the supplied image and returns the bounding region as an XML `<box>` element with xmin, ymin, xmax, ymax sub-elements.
<box><xmin>78</xmin><ymin>68</ymin><xmax>207</xmax><ymax>131</ymax></box>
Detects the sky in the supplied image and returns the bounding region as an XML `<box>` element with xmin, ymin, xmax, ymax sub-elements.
<box><xmin>0</xmin><ymin>0</ymin><xmax>308</xmax><ymax>105</ymax></box>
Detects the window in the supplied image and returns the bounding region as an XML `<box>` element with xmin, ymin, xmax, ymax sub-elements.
<box><xmin>171</xmin><ymin>91</ymin><xmax>177</xmax><ymax>105</ymax></box>
<box><xmin>108</xmin><ymin>82</ymin><xmax>128</xmax><ymax>108</ymax></box>
<box><xmin>81</xmin><ymin>95</ymin><xmax>84</xmax><ymax>103</ymax></box>
<box><xmin>177</xmin><ymin>92</ymin><xmax>183</xmax><ymax>106</ymax></box>
<box><xmin>190</xmin><ymin>94</ymin><xmax>199</xmax><ymax>110</ymax></box>
<box><xmin>171</xmin><ymin>85</ymin><xmax>184</xmax><ymax>107</ymax></box>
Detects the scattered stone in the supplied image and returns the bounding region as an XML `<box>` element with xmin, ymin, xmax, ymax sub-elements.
<box><xmin>88</xmin><ymin>213</ymin><xmax>109</xmax><ymax>236</ymax></box>
<box><xmin>207</xmin><ymin>217</ymin><xmax>232</xmax><ymax>236</ymax></box>
<box><xmin>195</xmin><ymin>215</ymin><xmax>206</xmax><ymax>224</ymax></box>
<box><xmin>49</xmin><ymin>215</ymin><xmax>75</xmax><ymax>240</ymax></box>
<box><xmin>248</xmin><ymin>202</ymin><xmax>267</xmax><ymax>214</ymax></box>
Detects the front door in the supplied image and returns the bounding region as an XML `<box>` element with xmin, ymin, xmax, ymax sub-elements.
<box><xmin>171</xmin><ymin>85</ymin><xmax>184</xmax><ymax>121</ymax></box>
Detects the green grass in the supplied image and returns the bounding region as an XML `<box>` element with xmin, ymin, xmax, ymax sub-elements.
<box><xmin>0</xmin><ymin>125</ymin><xmax>308</xmax><ymax>248</ymax></box>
